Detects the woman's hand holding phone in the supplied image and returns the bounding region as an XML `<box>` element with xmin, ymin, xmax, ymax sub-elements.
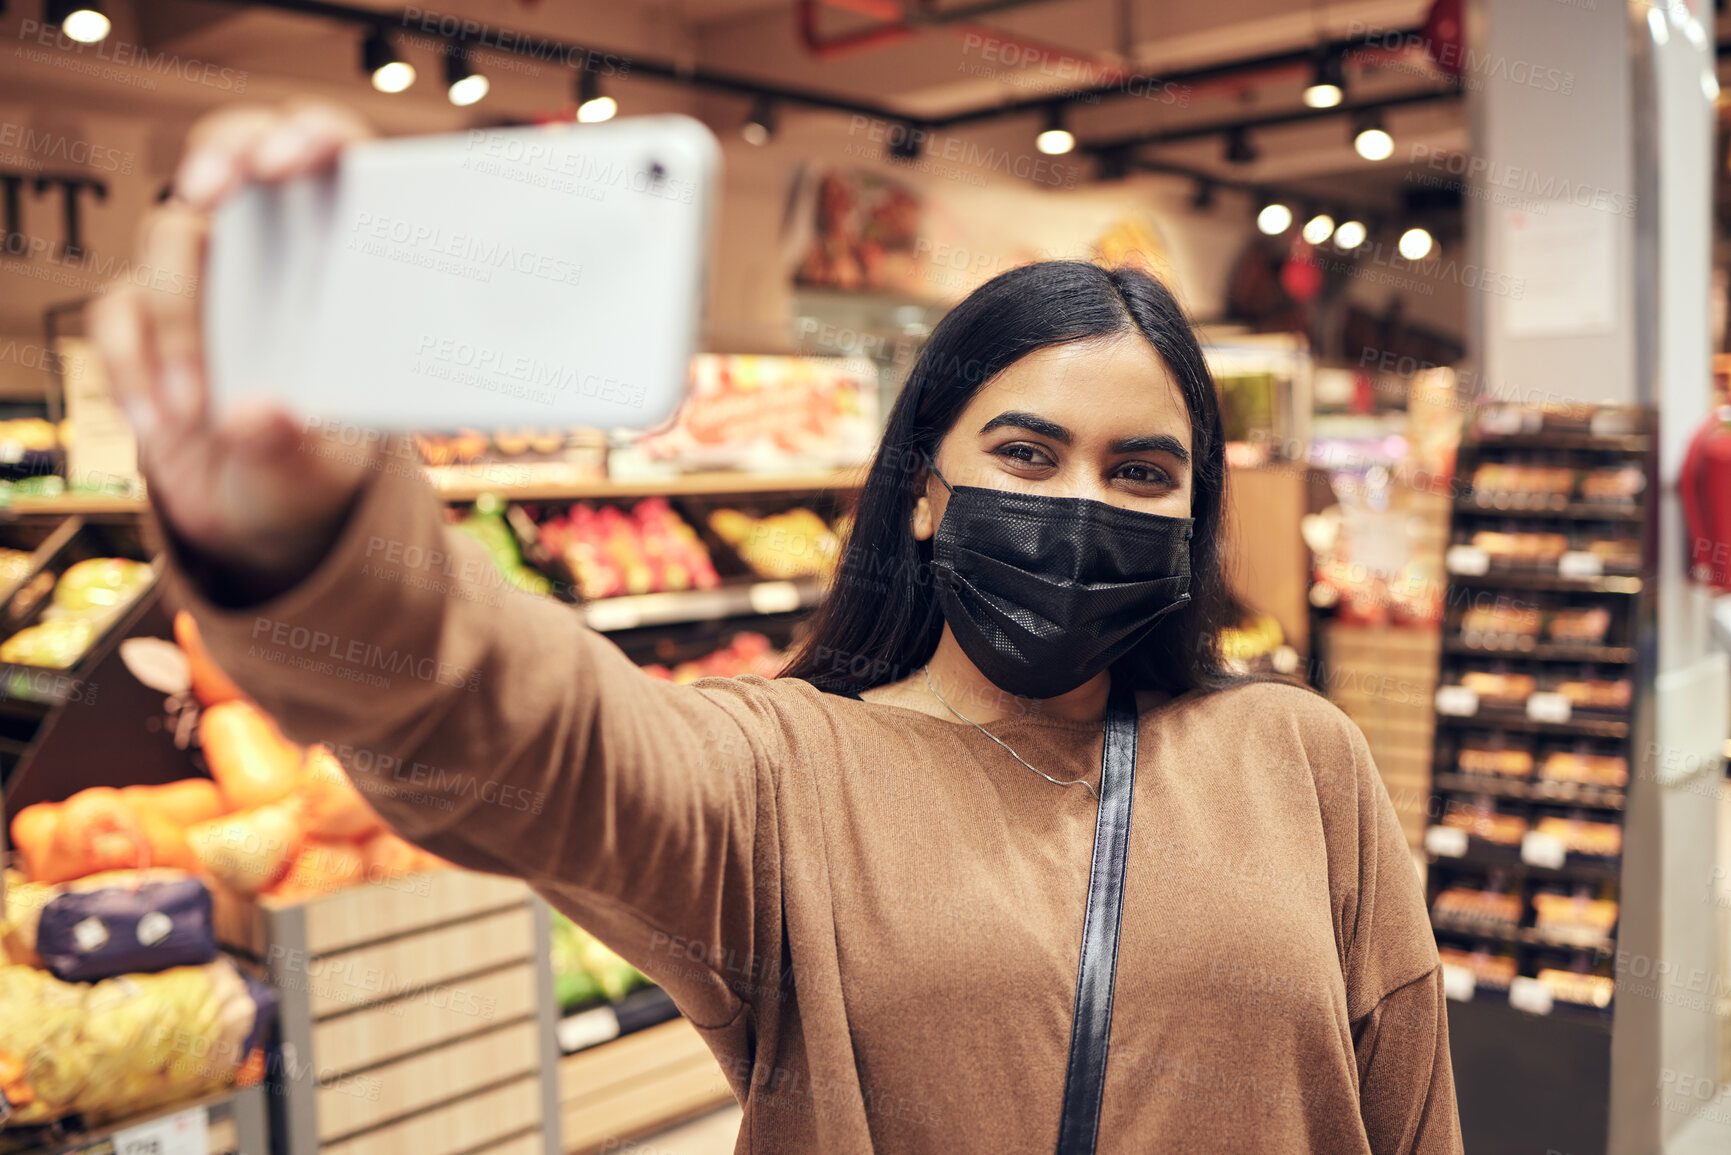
<box><xmin>90</xmin><ymin>100</ymin><xmax>381</xmax><ymax>597</ymax></box>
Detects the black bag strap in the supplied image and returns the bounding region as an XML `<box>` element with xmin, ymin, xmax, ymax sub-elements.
<box><xmin>1054</xmin><ymin>678</ymin><xmax>1140</xmax><ymax>1154</ymax></box>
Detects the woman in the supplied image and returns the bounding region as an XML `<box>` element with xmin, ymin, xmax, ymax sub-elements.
<box><xmin>94</xmin><ymin>103</ymin><xmax>1460</xmax><ymax>1154</ymax></box>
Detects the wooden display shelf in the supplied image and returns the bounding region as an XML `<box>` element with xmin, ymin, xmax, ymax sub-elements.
<box><xmin>213</xmin><ymin>870</ymin><xmax>564</xmax><ymax>1155</ymax></box>
<box><xmin>0</xmin><ymin>468</ymin><xmax>869</xmax><ymax>519</ymax></box>
<box><xmin>1442</xmin><ymin>638</ymin><xmax>1637</xmax><ymax>665</ymax></box>
<box><xmin>579</xmin><ymin>578</ymin><xmax>822</xmax><ymax>632</ymax></box>
<box><xmin>0</xmin><ymin>1084</ymin><xmax>268</xmax><ymax>1155</ymax></box>
<box><xmin>432</xmin><ymin>467</ymin><xmax>866</xmax><ymax>503</ymax></box>
<box><xmin>559</xmin><ymin>1017</ymin><xmax>733</xmax><ymax>1155</ymax></box>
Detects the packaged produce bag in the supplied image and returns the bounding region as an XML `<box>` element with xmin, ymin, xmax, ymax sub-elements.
<box><xmin>0</xmin><ymin>956</ymin><xmax>268</xmax><ymax>1129</ymax></box>
<box><xmin>3</xmin><ymin>869</ymin><xmax>216</xmax><ymax>983</ymax></box>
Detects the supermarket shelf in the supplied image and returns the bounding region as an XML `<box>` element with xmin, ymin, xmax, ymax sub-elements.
<box><xmin>0</xmin><ymin>1083</ymin><xmax>269</xmax><ymax>1155</ymax></box>
<box><xmin>1469</xmin><ymin>432</ymin><xmax>1649</xmax><ymax>453</ymax></box>
<box><xmin>580</xmin><ymin>577</ymin><xmax>821</xmax><ymax>631</ymax></box>
<box><xmin>1443</xmin><ymin>638</ymin><xmax>1636</xmax><ymax>664</ymax></box>
<box><xmin>1428</xmin><ymin>839</ymin><xmax>1623</xmax><ymax>882</ymax></box>
<box><xmin>1448</xmin><ymin>983</ymin><xmax>1616</xmax><ymax>1023</ymax></box>
<box><xmin>556</xmin><ymin>986</ymin><xmax>682</xmax><ymax>1055</ymax></box>
<box><xmin>1435</xmin><ymin>707</ymin><xmax>1629</xmax><ymax>739</ymax></box>
<box><xmin>0</xmin><ymin>493</ymin><xmax>148</xmax><ymax>516</ymax></box>
<box><xmin>1431</xmin><ymin>915</ymin><xmax>1616</xmax><ymax>957</ymax></box>
<box><xmin>1448</xmin><ymin>570</ymin><xmax>1642</xmax><ymax>594</ymax></box>
<box><xmin>1433</xmin><ymin>771</ymin><xmax>1626</xmax><ymax>810</ymax></box>
<box><xmin>431</xmin><ymin>466</ymin><xmax>866</xmax><ymax>503</ymax></box>
<box><xmin>1453</xmin><ymin>498</ymin><xmax>1643</xmax><ymax>522</ymax></box>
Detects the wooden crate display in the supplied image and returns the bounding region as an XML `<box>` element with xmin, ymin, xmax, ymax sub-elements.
<box><xmin>214</xmin><ymin>869</ymin><xmax>563</xmax><ymax>1155</ymax></box>
<box><xmin>1325</xmin><ymin>623</ymin><xmax>1441</xmax><ymax>848</ymax></box>
<box><xmin>559</xmin><ymin>1018</ymin><xmax>734</xmax><ymax>1154</ymax></box>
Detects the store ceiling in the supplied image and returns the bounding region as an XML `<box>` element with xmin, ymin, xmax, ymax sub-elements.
<box><xmin>11</xmin><ymin>0</ymin><xmax>1464</xmax><ymax>214</ymax></box>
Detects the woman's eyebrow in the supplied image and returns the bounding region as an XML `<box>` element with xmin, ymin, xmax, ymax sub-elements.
<box><xmin>979</xmin><ymin>411</ymin><xmax>1071</xmax><ymax>443</ymax></box>
<box><xmin>1109</xmin><ymin>434</ymin><xmax>1190</xmax><ymax>464</ymax></box>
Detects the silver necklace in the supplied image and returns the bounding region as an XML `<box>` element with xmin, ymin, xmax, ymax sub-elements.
<box><xmin>923</xmin><ymin>665</ymin><xmax>1101</xmax><ymax>801</ymax></box>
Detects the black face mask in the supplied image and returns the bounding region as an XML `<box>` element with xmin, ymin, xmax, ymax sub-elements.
<box><xmin>927</xmin><ymin>466</ymin><xmax>1194</xmax><ymax>700</ymax></box>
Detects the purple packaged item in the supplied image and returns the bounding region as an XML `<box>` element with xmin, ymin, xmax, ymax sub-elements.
<box><xmin>34</xmin><ymin>875</ymin><xmax>216</xmax><ymax>982</ymax></box>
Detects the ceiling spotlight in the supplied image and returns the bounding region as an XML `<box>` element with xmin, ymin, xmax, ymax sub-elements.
<box><xmin>1225</xmin><ymin>127</ymin><xmax>1257</xmax><ymax>166</ymax></box>
<box><xmin>1257</xmin><ymin>202</ymin><xmax>1293</xmax><ymax>235</ymax></box>
<box><xmin>363</xmin><ymin>28</ymin><xmax>415</xmax><ymax>93</ymax></box>
<box><xmin>1334</xmin><ymin>219</ymin><xmax>1368</xmax><ymax>249</ymax></box>
<box><xmin>1302</xmin><ymin>51</ymin><xmax>1345</xmax><ymax>109</ymax></box>
<box><xmin>1354</xmin><ymin>113</ymin><xmax>1393</xmax><ymax>161</ymax></box>
<box><xmin>1398</xmin><ymin>227</ymin><xmax>1434</xmax><ymax>260</ymax></box>
<box><xmin>576</xmin><ymin>68</ymin><xmax>616</xmax><ymax>123</ymax></box>
<box><xmin>1036</xmin><ymin>106</ymin><xmax>1075</xmax><ymax>156</ymax></box>
<box><xmin>48</xmin><ymin>1</ymin><xmax>109</xmax><ymax>43</ymax></box>
<box><xmin>1648</xmin><ymin>5</ymin><xmax>1669</xmax><ymax>46</ymax></box>
<box><xmin>445</xmin><ymin>46</ymin><xmax>489</xmax><ymax>107</ymax></box>
<box><xmin>743</xmin><ymin>96</ymin><xmax>776</xmax><ymax>145</ymax></box>
<box><xmin>1302</xmin><ymin>213</ymin><xmax>1336</xmax><ymax>245</ymax></box>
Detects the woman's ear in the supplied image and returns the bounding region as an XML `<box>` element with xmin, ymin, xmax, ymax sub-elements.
<box><xmin>911</xmin><ymin>488</ymin><xmax>935</xmax><ymax>541</ymax></box>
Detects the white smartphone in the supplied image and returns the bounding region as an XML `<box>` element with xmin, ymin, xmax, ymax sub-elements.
<box><xmin>204</xmin><ymin>116</ymin><xmax>719</xmax><ymax>433</ymax></box>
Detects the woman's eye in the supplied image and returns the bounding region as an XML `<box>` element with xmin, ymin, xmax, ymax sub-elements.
<box><xmin>1115</xmin><ymin>462</ymin><xmax>1172</xmax><ymax>486</ymax></box>
<box><xmin>994</xmin><ymin>443</ymin><xmax>1054</xmax><ymax>467</ymax></box>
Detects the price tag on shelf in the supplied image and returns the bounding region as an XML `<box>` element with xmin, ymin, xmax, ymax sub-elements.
<box><xmin>584</xmin><ymin>600</ymin><xmax>644</xmax><ymax>632</ymax></box>
<box><xmin>1520</xmin><ymin>830</ymin><xmax>1568</xmax><ymax>870</ymax></box>
<box><xmin>1526</xmin><ymin>692</ymin><xmax>1572</xmax><ymax>724</ymax></box>
<box><xmin>747</xmin><ymin>581</ymin><xmax>802</xmax><ymax>616</ymax></box>
<box><xmin>113</xmin><ymin>1106</ymin><xmax>209</xmax><ymax>1155</ymax></box>
<box><xmin>1441</xmin><ymin>963</ymin><xmax>1477</xmax><ymax>1003</ymax></box>
<box><xmin>557</xmin><ymin>1004</ymin><xmax>621</xmax><ymax>1053</ymax></box>
<box><xmin>1507</xmin><ymin>976</ymin><xmax>1555</xmax><ymax>1017</ymax></box>
<box><xmin>1424</xmin><ymin>825</ymin><xmax>1469</xmax><ymax>859</ymax></box>
<box><xmin>1435</xmin><ymin>686</ymin><xmax>1480</xmax><ymax>717</ymax></box>
<box><xmin>1445</xmin><ymin>545</ymin><xmax>1491</xmax><ymax>576</ymax></box>
<box><xmin>1557</xmin><ymin>551</ymin><xmax>1604</xmax><ymax>579</ymax></box>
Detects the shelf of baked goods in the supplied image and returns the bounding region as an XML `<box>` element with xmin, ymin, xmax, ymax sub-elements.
<box><xmin>1432</xmin><ymin>665</ymin><xmax>1632</xmax><ymax>739</ymax></box>
<box><xmin>1437</xmin><ymin>946</ymin><xmax>1616</xmax><ymax>1019</ymax></box>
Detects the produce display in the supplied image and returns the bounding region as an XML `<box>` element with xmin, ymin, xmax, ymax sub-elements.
<box><xmin>1538</xmin><ymin>751</ymin><xmax>1628</xmax><ymax>787</ymax></box>
<box><xmin>1531</xmin><ymin>892</ymin><xmax>1618</xmax><ymax>941</ymax></box>
<box><xmin>0</xmin><ymin>418</ymin><xmax>58</xmax><ymax>454</ymax></box>
<box><xmin>549</xmin><ymin>910</ymin><xmax>648</xmax><ymax>1010</ymax></box>
<box><xmin>0</xmin><ymin>549</ymin><xmax>31</xmax><ymax>586</ymax></box>
<box><xmin>708</xmin><ymin>506</ymin><xmax>841</xmax><ymax>580</ymax></box>
<box><xmin>454</xmin><ymin>493</ymin><xmax>551</xmax><ymax>596</ymax></box>
<box><xmin>3</xmin><ymin>868</ymin><xmax>216</xmax><ymax>984</ymax></box>
<box><xmin>7</xmin><ymin>614</ymin><xmax>443</xmax><ymax>903</ymax></box>
<box><xmin>0</xmin><ymin>558</ymin><xmax>153</xmax><ymax>669</ymax></box>
<box><xmin>539</xmin><ymin>498</ymin><xmax>720</xmax><ymax>599</ymax></box>
<box><xmin>1536</xmin><ymin>968</ymin><xmax>1614</xmax><ymax>1008</ymax></box>
<box><xmin>0</xmin><ymin>957</ymin><xmax>272</xmax><ymax>1130</ymax></box>
<box><xmin>1431</xmin><ymin>887</ymin><xmax>1521</xmax><ymax>933</ymax></box>
<box><xmin>1456</xmin><ymin>746</ymin><xmax>1533</xmax><ymax>778</ymax></box>
<box><xmin>1439</xmin><ymin>946</ymin><xmax>1517</xmax><ymax>990</ymax></box>
<box><xmin>1439</xmin><ymin>802</ymin><xmax>1527</xmax><ymax>846</ymax></box>
<box><xmin>641</xmin><ymin>633</ymin><xmax>786</xmax><ymax>684</ymax></box>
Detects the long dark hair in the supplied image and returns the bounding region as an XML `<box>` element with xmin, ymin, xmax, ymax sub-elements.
<box><xmin>780</xmin><ymin>260</ymin><xmax>1250</xmax><ymax>697</ymax></box>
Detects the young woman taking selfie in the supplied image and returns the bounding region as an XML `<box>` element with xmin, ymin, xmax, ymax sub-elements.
<box><xmin>93</xmin><ymin>103</ymin><xmax>1461</xmax><ymax>1154</ymax></box>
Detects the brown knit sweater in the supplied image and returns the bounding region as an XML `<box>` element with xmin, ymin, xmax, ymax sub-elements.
<box><xmin>169</xmin><ymin>463</ymin><xmax>1462</xmax><ymax>1154</ymax></box>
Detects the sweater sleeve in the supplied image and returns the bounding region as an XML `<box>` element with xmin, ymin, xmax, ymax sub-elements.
<box><xmin>159</xmin><ymin>460</ymin><xmax>792</xmax><ymax>1030</ymax></box>
<box><xmin>1330</xmin><ymin>716</ymin><xmax>1464</xmax><ymax>1155</ymax></box>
